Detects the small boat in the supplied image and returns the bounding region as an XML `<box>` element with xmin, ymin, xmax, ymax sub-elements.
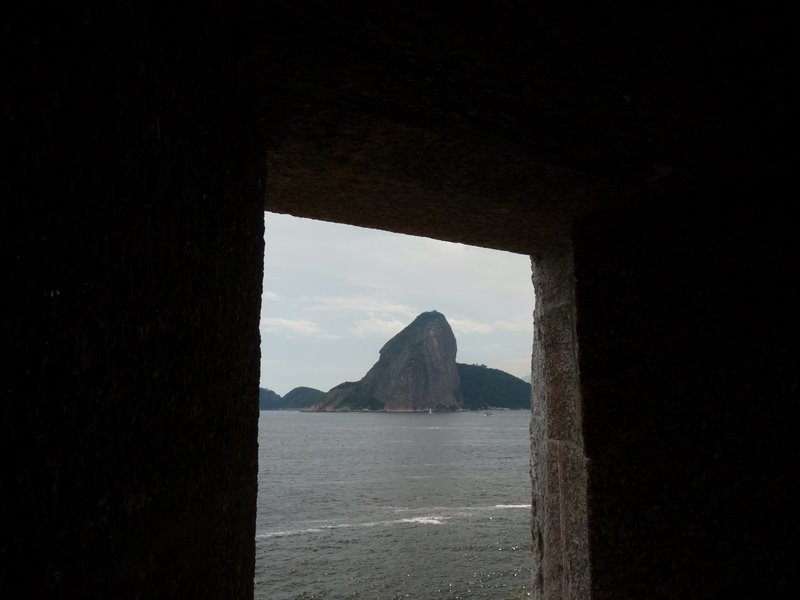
<box><xmin>428</xmin><ymin>408</ymin><xmax>433</xmax><ymax>414</ymax></box>
<box><xmin>485</xmin><ymin>410</ymin><xmax>493</xmax><ymax>416</ymax></box>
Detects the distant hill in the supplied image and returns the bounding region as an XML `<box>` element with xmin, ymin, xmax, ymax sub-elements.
<box><xmin>258</xmin><ymin>387</ymin><xmax>283</xmax><ymax>410</ymax></box>
<box><xmin>281</xmin><ymin>386</ymin><xmax>325</xmax><ymax>409</ymax></box>
<box><xmin>307</xmin><ymin>311</ymin><xmax>531</xmax><ymax>412</ymax></box>
<box><xmin>259</xmin><ymin>386</ymin><xmax>324</xmax><ymax>410</ymax></box>
<box><xmin>457</xmin><ymin>364</ymin><xmax>531</xmax><ymax>410</ymax></box>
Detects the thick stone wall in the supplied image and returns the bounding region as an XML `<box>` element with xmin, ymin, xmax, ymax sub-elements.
<box><xmin>3</xmin><ymin>6</ymin><xmax>264</xmax><ymax>598</ymax></box>
<box><xmin>4</xmin><ymin>4</ymin><xmax>799</xmax><ymax>599</ymax></box>
<box><xmin>530</xmin><ymin>245</ymin><xmax>590</xmax><ymax>600</ymax></box>
<box><xmin>573</xmin><ymin>181</ymin><xmax>799</xmax><ymax>599</ymax></box>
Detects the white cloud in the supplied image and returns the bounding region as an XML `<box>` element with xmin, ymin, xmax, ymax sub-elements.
<box><xmin>350</xmin><ymin>316</ymin><xmax>408</xmax><ymax>338</ymax></box>
<box><xmin>493</xmin><ymin>319</ymin><xmax>533</xmax><ymax>333</ymax></box>
<box><xmin>448</xmin><ymin>318</ymin><xmax>494</xmax><ymax>334</ymax></box>
<box><xmin>307</xmin><ymin>296</ymin><xmax>416</xmax><ymax>317</ymax></box>
<box><xmin>448</xmin><ymin>317</ymin><xmax>532</xmax><ymax>335</ymax></box>
<box><xmin>262</xmin><ymin>318</ymin><xmax>322</xmax><ymax>336</ymax></box>
<box><xmin>262</xmin><ymin>291</ymin><xmax>280</xmax><ymax>301</ymax></box>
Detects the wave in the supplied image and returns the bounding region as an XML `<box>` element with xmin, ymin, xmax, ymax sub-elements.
<box><xmin>397</xmin><ymin>516</ymin><xmax>446</xmax><ymax>525</ymax></box>
<box><xmin>256</xmin><ymin>504</ymin><xmax>531</xmax><ymax>539</ymax></box>
<box><xmin>256</xmin><ymin>515</ymin><xmax>449</xmax><ymax>539</ymax></box>
<box><xmin>395</xmin><ymin>504</ymin><xmax>530</xmax><ymax>513</ymax></box>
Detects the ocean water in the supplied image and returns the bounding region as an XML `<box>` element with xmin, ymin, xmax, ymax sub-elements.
<box><xmin>254</xmin><ymin>410</ymin><xmax>533</xmax><ymax>599</ymax></box>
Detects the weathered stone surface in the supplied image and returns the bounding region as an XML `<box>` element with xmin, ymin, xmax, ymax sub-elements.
<box><xmin>313</xmin><ymin>311</ymin><xmax>461</xmax><ymax>412</ymax></box>
<box><xmin>531</xmin><ymin>244</ymin><xmax>589</xmax><ymax>600</ymax></box>
<box><xmin>4</xmin><ymin>6</ymin><xmax>263</xmax><ymax>598</ymax></box>
<box><xmin>5</xmin><ymin>3</ymin><xmax>800</xmax><ymax>600</ymax></box>
<box><xmin>574</xmin><ymin>196</ymin><xmax>800</xmax><ymax>599</ymax></box>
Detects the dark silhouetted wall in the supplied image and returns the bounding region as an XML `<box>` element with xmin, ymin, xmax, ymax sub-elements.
<box><xmin>3</xmin><ymin>6</ymin><xmax>264</xmax><ymax>598</ymax></box>
<box><xmin>575</xmin><ymin>179</ymin><xmax>799</xmax><ymax>599</ymax></box>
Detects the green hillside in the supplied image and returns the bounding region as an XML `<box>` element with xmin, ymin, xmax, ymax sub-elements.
<box><xmin>457</xmin><ymin>363</ymin><xmax>531</xmax><ymax>410</ymax></box>
<box><xmin>259</xmin><ymin>386</ymin><xmax>324</xmax><ymax>410</ymax></box>
<box><xmin>282</xmin><ymin>386</ymin><xmax>325</xmax><ymax>409</ymax></box>
<box><xmin>258</xmin><ymin>387</ymin><xmax>283</xmax><ymax>410</ymax></box>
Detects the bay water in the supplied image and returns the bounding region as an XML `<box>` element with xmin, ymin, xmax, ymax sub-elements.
<box><xmin>254</xmin><ymin>410</ymin><xmax>533</xmax><ymax>599</ymax></box>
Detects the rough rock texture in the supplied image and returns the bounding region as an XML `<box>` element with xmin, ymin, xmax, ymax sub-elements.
<box><xmin>258</xmin><ymin>3</ymin><xmax>799</xmax><ymax>257</ymax></box>
<box><xmin>4</xmin><ymin>5</ymin><xmax>263</xmax><ymax>599</ymax></box>
<box><xmin>5</xmin><ymin>3</ymin><xmax>800</xmax><ymax>600</ymax></box>
<box><xmin>574</xmin><ymin>190</ymin><xmax>799</xmax><ymax>600</ymax></box>
<box><xmin>530</xmin><ymin>245</ymin><xmax>589</xmax><ymax>600</ymax></box>
<box><xmin>314</xmin><ymin>311</ymin><xmax>461</xmax><ymax>412</ymax></box>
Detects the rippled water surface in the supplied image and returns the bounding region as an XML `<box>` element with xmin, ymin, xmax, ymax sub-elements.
<box><xmin>255</xmin><ymin>410</ymin><xmax>533</xmax><ymax>599</ymax></box>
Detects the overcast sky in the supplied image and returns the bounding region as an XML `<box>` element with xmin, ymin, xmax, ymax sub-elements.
<box><xmin>260</xmin><ymin>212</ymin><xmax>535</xmax><ymax>396</ymax></box>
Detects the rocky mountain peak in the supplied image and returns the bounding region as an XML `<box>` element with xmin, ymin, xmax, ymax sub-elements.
<box><xmin>312</xmin><ymin>310</ymin><xmax>462</xmax><ymax>412</ymax></box>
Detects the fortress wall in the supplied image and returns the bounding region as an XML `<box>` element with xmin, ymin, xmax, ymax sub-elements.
<box><xmin>573</xmin><ymin>189</ymin><xmax>799</xmax><ymax>599</ymax></box>
<box><xmin>5</xmin><ymin>4</ymin><xmax>800</xmax><ymax>599</ymax></box>
<box><xmin>4</xmin><ymin>7</ymin><xmax>264</xmax><ymax>597</ymax></box>
<box><xmin>530</xmin><ymin>244</ymin><xmax>591</xmax><ymax>600</ymax></box>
